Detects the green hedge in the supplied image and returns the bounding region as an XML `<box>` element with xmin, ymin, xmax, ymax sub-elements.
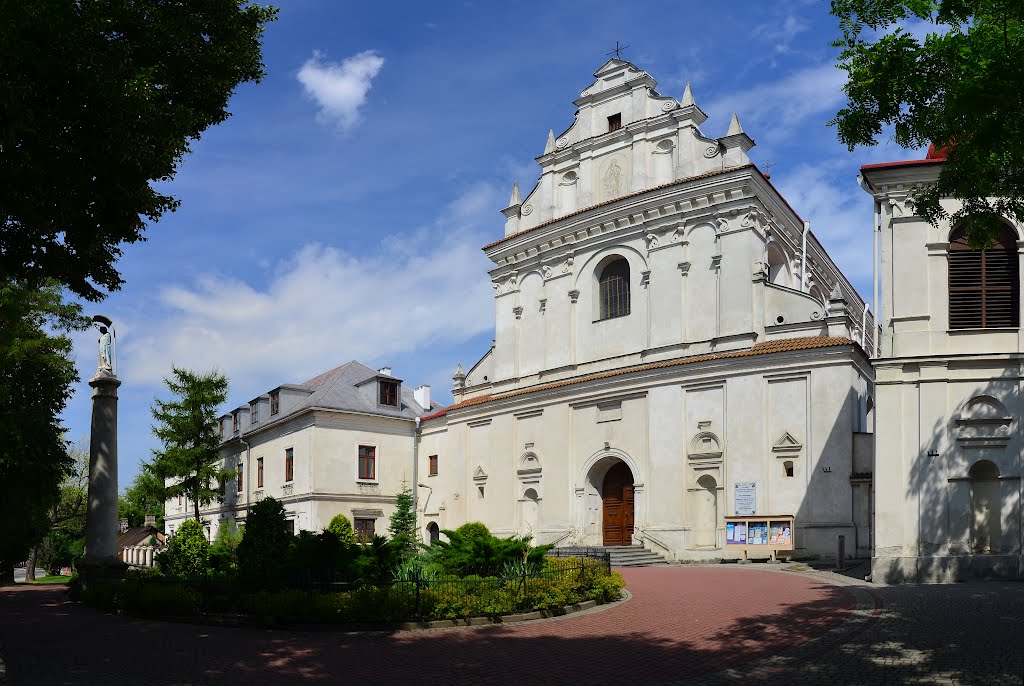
<box><xmin>77</xmin><ymin>557</ymin><xmax>625</xmax><ymax>625</ymax></box>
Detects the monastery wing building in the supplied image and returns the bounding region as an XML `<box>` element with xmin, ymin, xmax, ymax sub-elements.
<box><xmin>417</xmin><ymin>59</ymin><xmax>876</xmax><ymax>561</ymax></box>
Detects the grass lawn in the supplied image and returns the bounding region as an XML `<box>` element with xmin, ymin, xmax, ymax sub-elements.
<box><xmin>31</xmin><ymin>575</ymin><xmax>72</xmax><ymax>585</ymax></box>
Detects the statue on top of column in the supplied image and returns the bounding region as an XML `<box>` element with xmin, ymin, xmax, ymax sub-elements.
<box><xmin>93</xmin><ymin>315</ymin><xmax>116</xmax><ymax>376</ymax></box>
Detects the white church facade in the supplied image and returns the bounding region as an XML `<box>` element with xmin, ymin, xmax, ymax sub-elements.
<box><xmin>170</xmin><ymin>58</ymin><xmax>1024</xmax><ymax>581</ymax></box>
<box><xmin>861</xmin><ymin>150</ymin><xmax>1024</xmax><ymax>582</ymax></box>
<box><xmin>415</xmin><ymin>59</ymin><xmax>876</xmax><ymax>561</ymax></box>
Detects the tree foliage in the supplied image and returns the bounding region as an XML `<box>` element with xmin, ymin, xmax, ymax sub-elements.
<box><xmin>430</xmin><ymin>522</ymin><xmax>552</xmax><ymax>578</ymax></box>
<box><xmin>831</xmin><ymin>0</ymin><xmax>1024</xmax><ymax>245</ymax></box>
<box><xmin>147</xmin><ymin>367</ymin><xmax>230</xmax><ymax>521</ymax></box>
<box><xmin>327</xmin><ymin>514</ymin><xmax>357</xmax><ymax>546</ymax></box>
<box><xmin>118</xmin><ymin>468</ymin><xmax>167</xmax><ymax>530</ymax></box>
<box><xmin>31</xmin><ymin>439</ymin><xmax>90</xmax><ymax>577</ymax></box>
<box><xmin>0</xmin><ymin>280</ymin><xmax>86</xmax><ymax>582</ymax></box>
<box><xmin>387</xmin><ymin>486</ymin><xmax>417</xmax><ymax>556</ymax></box>
<box><xmin>1</xmin><ymin>1</ymin><xmax>278</xmax><ymax>301</ymax></box>
<box><xmin>236</xmin><ymin>496</ymin><xmax>291</xmax><ymax>580</ymax></box>
<box><xmin>156</xmin><ymin>519</ymin><xmax>209</xmax><ymax>579</ymax></box>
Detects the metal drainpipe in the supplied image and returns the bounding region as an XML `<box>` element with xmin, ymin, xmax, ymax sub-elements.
<box><xmin>239</xmin><ymin>438</ymin><xmax>250</xmax><ymax>519</ymax></box>
<box><xmin>413</xmin><ymin>416</ymin><xmax>421</xmax><ymax>540</ymax></box>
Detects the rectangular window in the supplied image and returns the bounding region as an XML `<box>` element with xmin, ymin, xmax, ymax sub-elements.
<box><xmin>607</xmin><ymin>113</ymin><xmax>622</xmax><ymax>132</ymax></box>
<box><xmin>358</xmin><ymin>445</ymin><xmax>376</xmax><ymax>480</ymax></box>
<box><xmin>237</xmin><ymin>464</ymin><xmax>243</xmax><ymax>491</ymax></box>
<box><xmin>219</xmin><ymin>420</ymin><xmax>224</xmax><ymax>439</ymax></box>
<box><xmin>379</xmin><ymin>380</ymin><xmax>399</xmax><ymax>406</ymax></box>
<box><xmin>250</xmin><ymin>400</ymin><xmax>259</xmax><ymax>424</ymax></box>
<box><xmin>257</xmin><ymin>457</ymin><xmax>264</xmax><ymax>488</ymax></box>
<box><xmin>270</xmin><ymin>390</ymin><xmax>280</xmax><ymax>416</ymax></box>
<box><xmin>232</xmin><ymin>412</ymin><xmax>239</xmax><ymax>433</ymax></box>
<box><xmin>354</xmin><ymin>518</ymin><xmax>375</xmax><ymax>542</ymax></box>
<box><xmin>285</xmin><ymin>448</ymin><xmax>294</xmax><ymax>482</ymax></box>
<box><xmin>428</xmin><ymin>455</ymin><xmax>438</xmax><ymax>477</ymax></box>
<box><xmin>287</xmin><ymin>520</ymin><xmax>295</xmax><ymax>536</ymax></box>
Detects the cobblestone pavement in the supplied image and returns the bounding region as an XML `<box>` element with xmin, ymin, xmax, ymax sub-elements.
<box><xmin>1</xmin><ymin>565</ymin><xmax>1021</xmax><ymax>685</ymax></box>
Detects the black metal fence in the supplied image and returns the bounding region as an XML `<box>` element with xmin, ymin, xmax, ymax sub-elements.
<box><xmin>81</xmin><ymin>555</ymin><xmax>615</xmax><ymax>624</ymax></box>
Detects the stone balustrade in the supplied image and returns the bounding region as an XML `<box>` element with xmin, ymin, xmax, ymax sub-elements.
<box><xmin>122</xmin><ymin>545</ymin><xmax>161</xmax><ymax>567</ymax></box>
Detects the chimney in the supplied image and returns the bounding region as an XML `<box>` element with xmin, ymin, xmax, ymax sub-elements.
<box><xmin>144</xmin><ymin>514</ymin><xmax>157</xmax><ymax>528</ymax></box>
<box><xmin>378</xmin><ymin>366</ymin><xmax>392</xmax><ymax>376</ymax></box>
<box><xmin>119</xmin><ymin>518</ymin><xmax>129</xmax><ymax>533</ymax></box>
<box><xmin>414</xmin><ymin>385</ymin><xmax>431</xmax><ymax>410</ymax></box>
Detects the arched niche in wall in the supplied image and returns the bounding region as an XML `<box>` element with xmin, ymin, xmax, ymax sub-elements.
<box><xmin>766</xmin><ymin>242</ymin><xmax>794</xmax><ymax>288</ymax></box>
<box><xmin>558</xmin><ymin>169</ymin><xmax>579</xmax><ymax>214</ymax></box>
<box><xmin>692</xmin><ymin>474</ymin><xmax>719</xmax><ymax>548</ymax></box>
<box><xmin>968</xmin><ymin>460</ymin><xmax>1001</xmax><ymax>554</ymax></box>
<box><xmin>652</xmin><ymin>138</ymin><xmax>675</xmax><ymax>185</ymax></box>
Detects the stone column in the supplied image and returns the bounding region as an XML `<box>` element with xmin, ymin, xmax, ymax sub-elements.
<box><xmin>81</xmin><ymin>372</ymin><xmax>126</xmax><ymax>577</ymax></box>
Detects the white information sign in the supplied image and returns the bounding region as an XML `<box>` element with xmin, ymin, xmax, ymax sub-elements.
<box><xmin>734</xmin><ymin>482</ymin><xmax>757</xmax><ymax>516</ymax></box>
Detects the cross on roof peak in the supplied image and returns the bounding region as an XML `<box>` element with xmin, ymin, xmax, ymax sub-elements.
<box><xmin>607</xmin><ymin>41</ymin><xmax>629</xmax><ymax>59</ymax></box>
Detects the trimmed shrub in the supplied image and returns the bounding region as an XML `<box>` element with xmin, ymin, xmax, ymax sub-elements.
<box><xmin>327</xmin><ymin>514</ymin><xmax>357</xmax><ymax>546</ymax></box>
<box><xmin>156</xmin><ymin>519</ymin><xmax>208</xmax><ymax>579</ymax></box>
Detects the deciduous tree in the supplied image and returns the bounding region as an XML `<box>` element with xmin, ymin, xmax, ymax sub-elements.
<box><xmin>1</xmin><ymin>1</ymin><xmax>277</xmax><ymax>301</ymax></box>
<box><xmin>147</xmin><ymin>368</ymin><xmax>230</xmax><ymax>522</ymax></box>
<box><xmin>831</xmin><ymin>0</ymin><xmax>1024</xmax><ymax>245</ymax></box>
<box><xmin>0</xmin><ymin>281</ymin><xmax>86</xmax><ymax>583</ymax></box>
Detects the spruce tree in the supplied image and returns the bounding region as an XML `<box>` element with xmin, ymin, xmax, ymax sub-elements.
<box><xmin>388</xmin><ymin>486</ymin><xmax>417</xmax><ymax>554</ymax></box>
<box><xmin>148</xmin><ymin>367</ymin><xmax>229</xmax><ymax>522</ymax></box>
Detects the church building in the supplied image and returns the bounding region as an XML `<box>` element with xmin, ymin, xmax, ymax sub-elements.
<box><xmin>415</xmin><ymin>59</ymin><xmax>876</xmax><ymax>561</ymax></box>
<box><xmin>861</xmin><ymin>149</ymin><xmax>1024</xmax><ymax>582</ymax></box>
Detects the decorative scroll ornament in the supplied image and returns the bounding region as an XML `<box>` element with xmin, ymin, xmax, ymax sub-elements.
<box><xmin>704</xmin><ymin>145</ymin><xmax>720</xmax><ymax>159</ymax></box>
<box><xmin>521</xmin><ymin>203</ymin><xmax>533</xmax><ymax>215</ymax></box>
<box><xmin>541</xmin><ymin>264</ymin><xmax>552</xmax><ymax>278</ymax></box>
<box><xmin>645</xmin><ymin>233</ymin><xmax>660</xmax><ymax>249</ymax></box>
<box><xmin>556</xmin><ymin>137</ymin><xmax>569</xmax><ymax>149</ymax></box>
<box><xmin>661</xmin><ymin>100</ymin><xmax>678</xmax><ymax>112</ymax></box>
<box><xmin>562</xmin><ymin>256</ymin><xmax>574</xmax><ymax>274</ymax></box>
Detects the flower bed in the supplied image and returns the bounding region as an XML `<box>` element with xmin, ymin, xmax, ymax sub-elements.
<box><xmin>74</xmin><ymin>556</ymin><xmax>625</xmax><ymax>626</ymax></box>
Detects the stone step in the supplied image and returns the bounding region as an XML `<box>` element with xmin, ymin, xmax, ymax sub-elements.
<box><xmin>553</xmin><ymin>544</ymin><xmax>671</xmax><ymax>567</ymax></box>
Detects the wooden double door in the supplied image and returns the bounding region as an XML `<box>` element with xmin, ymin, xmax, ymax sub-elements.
<box><xmin>602</xmin><ymin>462</ymin><xmax>635</xmax><ymax>546</ymax></box>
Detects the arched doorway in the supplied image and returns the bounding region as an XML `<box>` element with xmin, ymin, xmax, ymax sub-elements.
<box><xmin>602</xmin><ymin>462</ymin><xmax>635</xmax><ymax>546</ymax></box>
<box><xmin>426</xmin><ymin>521</ymin><xmax>440</xmax><ymax>544</ymax></box>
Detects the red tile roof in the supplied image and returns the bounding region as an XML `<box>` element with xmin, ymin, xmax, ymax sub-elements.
<box><xmin>422</xmin><ymin>336</ymin><xmax>859</xmax><ymax>422</ymax></box>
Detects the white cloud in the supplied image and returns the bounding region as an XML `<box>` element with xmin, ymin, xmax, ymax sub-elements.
<box><xmin>118</xmin><ymin>184</ymin><xmax>500</xmax><ymax>394</ymax></box>
<box><xmin>297</xmin><ymin>50</ymin><xmax>385</xmax><ymax>131</ymax></box>
<box><xmin>703</xmin><ymin>63</ymin><xmax>847</xmax><ymax>146</ymax></box>
<box><xmin>754</xmin><ymin>13</ymin><xmax>810</xmax><ymax>54</ymax></box>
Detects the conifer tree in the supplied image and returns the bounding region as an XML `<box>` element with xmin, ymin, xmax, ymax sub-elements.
<box><xmin>388</xmin><ymin>485</ymin><xmax>417</xmax><ymax>554</ymax></box>
<box><xmin>148</xmin><ymin>368</ymin><xmax>229</xmax><ymax>522</ymax></box>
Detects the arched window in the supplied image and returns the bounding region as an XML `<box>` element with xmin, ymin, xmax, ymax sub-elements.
<box><xmin>426</xmin><ymin>521</ymin><xmax>440</xmax><ymax>544</ymax></box>
<box><xmin>948</xmin><ymin>224</ymin><xmax>1019</xmax><ymax>329</ymax></box>
<box><xmin>598</xmin><ymin>258</ymin><xmax>631</xmax><ymax>320</ymax></box>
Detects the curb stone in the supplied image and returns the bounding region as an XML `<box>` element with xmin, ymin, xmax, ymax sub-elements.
<box><xmin>82</xmin><ymin>588</ymin><xmax>632</xmax><ymax>635</ymax></box>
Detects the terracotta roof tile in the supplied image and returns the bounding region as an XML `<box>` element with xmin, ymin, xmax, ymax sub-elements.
<box><xmin>421</xmin><ymin>336</ymin><xmax>859</xmax><ymax>422</ymax></box>
<box><xmin>484</xmin><ymin>165</ymin><xmax>754</xmax><ymax>251</ymax></box>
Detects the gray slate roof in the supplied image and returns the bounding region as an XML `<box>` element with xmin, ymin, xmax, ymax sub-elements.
<box><xmin>234</xmin><ymin>361</ymin><xmax>444</xmax><ymax>438</ymax></box>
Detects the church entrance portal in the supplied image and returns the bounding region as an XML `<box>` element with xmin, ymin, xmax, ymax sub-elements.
<box><xmin>602</xmin><ymin>462</ymin><xmax>635</xmax><ymax>546</ymax></box>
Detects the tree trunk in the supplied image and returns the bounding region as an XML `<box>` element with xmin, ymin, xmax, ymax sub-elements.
<box><xmin>25</xmin><ymin>547</ymin><xmax>37</xmax><ymax>582</ymax></box>
<box><xmin>194</xmin><ymin>498</ymin><xmax>200</xmax><ymax>525</ymax></box>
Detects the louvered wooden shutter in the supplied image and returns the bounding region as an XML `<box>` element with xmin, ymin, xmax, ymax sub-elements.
<box><xmin>948</xmin><ymin>226</ymin><xmax>1019</xmax><ymax>329</ymax></box>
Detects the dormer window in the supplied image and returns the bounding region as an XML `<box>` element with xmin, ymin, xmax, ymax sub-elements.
<box><xmin>379</xmin><ymin>380</ymin><xmax>399</xmax><ymax>407</ymax></box>
<box><xmin>607</xmin><ymin>113</ymin><xmax>622</xmax><ymax>132</ymax></box>
<box><xmin>232</xmin><ymin>412</ymin><xmax>239</xmax><ymax>434</ymax></box>
<box><xmin>270</xmin><ymin>390</ymin><xmax>280</xmax><ymax>416</ymax></box>
<box><xmin>250</xmin><ymin>400</ymin><xmax>259</xmax><ymax>424</ymax></box>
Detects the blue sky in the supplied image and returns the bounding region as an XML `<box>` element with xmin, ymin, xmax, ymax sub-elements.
<box><xmin>63</xmin><ymin>0</ymin><xmax>919</xmax><ymax>490</ymax></box>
